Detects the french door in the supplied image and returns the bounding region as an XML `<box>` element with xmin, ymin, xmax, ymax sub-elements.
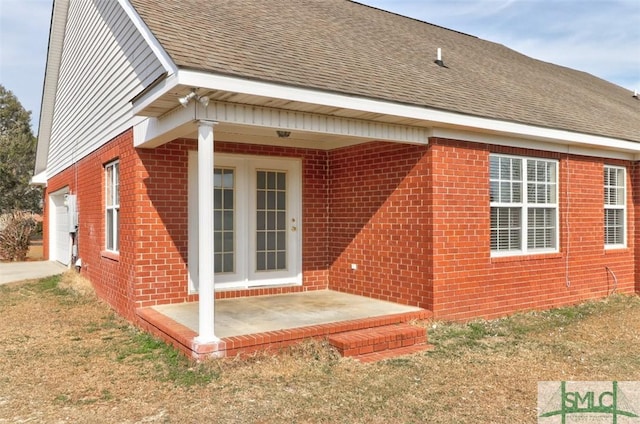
<box><xmin>188</xmin><ymin>152</ymin><xmax>301</xmax><ymax>292</ymax></box>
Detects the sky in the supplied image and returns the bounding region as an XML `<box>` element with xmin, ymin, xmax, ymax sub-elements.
<box><xmin>0</xmin><ymin>0</ymin><xmax>638</xmax><ymax>135</ymax></box>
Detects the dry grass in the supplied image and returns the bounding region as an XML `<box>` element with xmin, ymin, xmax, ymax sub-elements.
<box><xmin>0</xmin><ymin>275</ymin><xmax>638</xmax><ymax>423</ymax></box>
<box><xmin>57</xmin><ymin>270</ymin><xmax>96</xmax><ymax>298</ymax></box>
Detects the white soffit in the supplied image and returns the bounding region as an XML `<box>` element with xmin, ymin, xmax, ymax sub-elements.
<box><xmin>177</xmin><ymin>71</ymin><xmax>640</xmax><ymax>152</ymax></box>
<box><xmin>134</xmin><ymin>100</ymin><xmax>429</xmax><ymax>148</ymax></box>
<box><xmin>134</xmin><ymin>69</ymin><xmax>640</xmax><ymax>157</ymax></box>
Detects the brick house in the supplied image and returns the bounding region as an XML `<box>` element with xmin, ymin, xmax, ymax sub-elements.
<box><xmin>34</xmin><ymin>0</ymin><xmax>640</xmax><ymax>358</ymax></box>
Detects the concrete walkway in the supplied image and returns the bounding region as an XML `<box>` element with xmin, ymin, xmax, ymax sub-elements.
<box><xmin>0</xmin><ymin>261</ymin><xmax>68</xmax><ymax>285</ymax></box>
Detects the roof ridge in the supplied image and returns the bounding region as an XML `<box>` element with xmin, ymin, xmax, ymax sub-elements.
<box><xmin>348</xmin><ymin>0</ymin><xmax>479</xmax><ymax>39</ymax></box>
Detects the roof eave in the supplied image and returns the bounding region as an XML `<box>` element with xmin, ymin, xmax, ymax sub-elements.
<box><xmin>133</xmin><ymin>68</ymin><xmax>640</xmax><ymax>159</ymax></box>
<box><xmin>34</xmin><ymin>0</ymin><xmax>70</xmax><ymax>176</ymax></box>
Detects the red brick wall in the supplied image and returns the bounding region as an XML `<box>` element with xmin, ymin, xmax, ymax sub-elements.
<box><xmin>327</xmin><ymin>142</ymin><xmax>433</xmax><ymax>310</ymax></box>
<box><xmin>42</xmin><ymin>189</ymin><xmax>50</xmax><ymax>260</ymax></box>
<box><xmin>134</xmin><ymin>139</ymin><xmax>192</xmax><ymax>308</ymax></box>
<box><xmin>134</xmin><ymin>139</ymin><xmax>330</xmax><ymax>306</ymax></box>
<box><xmin>428</xmin><ymin>138</ymin><xmax>490</xmax><ymax>319</ymax></box>
<box><xmin>634</xmin><ymin>162</ymin><xmax>640</xmax><ymax>294</ymax></box>
<box><xmin>45</xmin><ymin>130</ymin><xmax>140</xmax><ymax>320</ymax></box>
<box><xmin>429</xmin><ymin>138</ymin><xmax>636</xmax><ymax>320</ymax></box>
<box><xmin>43</xmin><ymin>130</ymin><xmax>637</xmax><ymax>324</ymax></box>
<box><xmin>44</xmin><ymin>133</ymin><xmax>330</xmax><ymax>318</ymax></box>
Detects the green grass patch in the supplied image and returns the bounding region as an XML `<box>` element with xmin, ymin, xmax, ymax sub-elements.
<box><xmin>53</xmin><ymin>389</ymin><xmax>115</xmax><ymax>406</ymax></box>
<box><xmin>116</xmin><ymin>329</ymin><xmax>219</xmax><ymax>387</ymax></box>
<box><xmin>6</xmin><ymin>274</ymin><xmax>220</xmax><ymax>387</ymax></box>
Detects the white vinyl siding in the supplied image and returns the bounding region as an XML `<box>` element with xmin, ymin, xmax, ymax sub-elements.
<box><xmin>490</xmin><ymin>154</ymin><xmax>558</xmax><ymax>256</ymax></box>
<box><xmin>604</xmin><ymin>165</ymin><xmax>626</xmax><ymax>248</ymax></box>
<box><xmin>47</xmin><ymin>0</ymin><xmax>165</xmax><ymax>177</ymax></box>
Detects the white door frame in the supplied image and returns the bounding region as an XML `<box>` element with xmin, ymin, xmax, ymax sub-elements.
<box><xmin>188</xmin><ymin>151</ymin><xmax>302</xmax><ymax>293</ymax></box>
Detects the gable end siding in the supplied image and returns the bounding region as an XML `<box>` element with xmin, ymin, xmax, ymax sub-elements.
<box><xmin>47</xmin><ymin>0</ymin><xmax>165</xmax><ymax>178</ymax></box>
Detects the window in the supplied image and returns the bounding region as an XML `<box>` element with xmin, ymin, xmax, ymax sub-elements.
<box><xmin>105</xmin><ymin>161</ymin><xmax>119</xmax><ymax>252</ymax></box>
<box><xmin>490</xmin><ymin>154</ymin><xmax>558</xmax><ymax>255</ymax></box>
<box><xmin>604</xmin><ymin>165</ymin><xmax>626</xmax><ymax>248</ymax></box>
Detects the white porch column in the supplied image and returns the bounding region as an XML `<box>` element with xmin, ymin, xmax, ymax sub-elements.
<box><xmin>195</xmin><ymin>120</ymin><xmax>219</xmax><ymax>343</ymax></box>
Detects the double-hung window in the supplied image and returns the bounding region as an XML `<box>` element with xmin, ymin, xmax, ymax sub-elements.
<box><xmin>604</xmin><ymin>165</ymin><xmax>626</xmax><ymax>248</ymax></box>
<box><xmin>105</xmin><ymin>160</ymin><xmax>120</xmax><ymax>252</ymax></box>
<box><xmin>490</xmin><ymin>154</ymin><xmax>558</xmax><ymax>256</ymax></box>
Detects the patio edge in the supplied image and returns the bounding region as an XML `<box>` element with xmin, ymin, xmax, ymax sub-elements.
<box><xmin>136</xmin><ymin>307</ymin><xmax>432</xmax><ymax>360</ymax></box>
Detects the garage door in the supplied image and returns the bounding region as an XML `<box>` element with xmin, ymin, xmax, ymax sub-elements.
<box><xmin>50</xmin><ymin>189</ymin><xmax>70</xmax><ymax>266</ymax></box>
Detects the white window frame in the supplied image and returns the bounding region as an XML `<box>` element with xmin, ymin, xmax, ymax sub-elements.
<box><xmin>604</xmin><ymin>165</ymin><xmax>626</xmax><ymax>249</ymax></box>
<box><xmin>105</xmin><ymin>160</ymin><xmax>120</xmax><ymax>253</ymax></box>
<box><xmin>490</xmin><ymin>154</ymin><xmax>559</xmax><ymax>257</ymax></box>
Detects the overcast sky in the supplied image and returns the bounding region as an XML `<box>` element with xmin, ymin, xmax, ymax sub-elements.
<box><xmin>1</xmin><ymin>0</ymin><xmax>638</xmax><ymax>134</ymax></box>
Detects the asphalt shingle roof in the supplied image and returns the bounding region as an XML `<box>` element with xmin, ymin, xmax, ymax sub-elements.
<box><xmin>129</xmin><ymin>0</ymin><xmax>639</xmax><ymax>142</ymax></box>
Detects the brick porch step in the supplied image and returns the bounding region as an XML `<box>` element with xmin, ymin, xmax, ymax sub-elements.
<box><xmin>328</xmin><ymin>323</ymin><xmax>431</xmax><ymax>362</ymax></box>
<box><xmin>355</xmin><ymin>344</ymin><xmax>433</xmax><ymax>363</ymax></box>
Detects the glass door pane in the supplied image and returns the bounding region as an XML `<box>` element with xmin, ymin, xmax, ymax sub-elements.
<box><xmin>214</xmin><ymin>168</ymin><xmax>235</xmax><ymax>273</ymax></box>
<box><xmin>256</xmin><ymin>170</ymin><xmax>287</xmax><ymax>271</ymax></box>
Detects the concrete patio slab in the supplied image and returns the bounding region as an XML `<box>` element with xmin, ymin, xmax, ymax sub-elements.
<box><xmin>0</xmin><ymin>261</ymin><xmax>67</xmax><ymax>285</ymax></box>
<box><xmin>152</xmin><ymin>290</ymin><xmax>424</xmax><ymax>339</ymax></box>
<box><xmin>139</xmin><ymin>290</ymin><xmax>431</xmax><ymax>359</ymax></box>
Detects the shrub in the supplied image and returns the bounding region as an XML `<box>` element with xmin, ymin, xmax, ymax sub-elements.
<box><xmin>0</xmin><ymin>211</ymin><xmax>36</xmax><ymax>261</ymax></box>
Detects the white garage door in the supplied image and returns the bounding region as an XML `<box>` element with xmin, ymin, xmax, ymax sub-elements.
<box><xmin>50</xmin><ymin>189</ymin><xmax>70</xmax><ymax>266</ymax></box>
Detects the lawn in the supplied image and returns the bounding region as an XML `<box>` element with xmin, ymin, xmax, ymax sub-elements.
<box><xmin>0</xmin><ymin>273</ymin><xmax>638</xmax><ymax>423</ymax></box>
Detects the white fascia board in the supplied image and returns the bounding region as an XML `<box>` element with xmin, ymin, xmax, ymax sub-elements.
<box><xmin>35</xmin><ymin>0</ymin><xmax>70</xmax><ymax>176</ymax></box>
<box><xmin>432</xmin><ymin>128</ymin><xmax>639</xmax><ymax>161</ymax></box>
<box><xmin>120</xmin><ymin>0</ymin><xmax>179</xmax><ymax>116</ymax></box>
<box><xmin>31</xmin><ymin>170</ymin><xmax>48</xmax><ymax>186</ymax></box>
<box><xmin>178</xmin><ymin>70</ymin><xmax>640</xmax><ymax>156</ymax></box>
<box><xmin>131</xmin><ymin>72</ymin><xmax>179</xmax><ymax>116</ymax></box>
<box><xmin>118</xmin><ymin>0</ymin><xmax>177</xmax><ymax>75</ymax></box>
<box><xmin>134</xmin><ymin>101</ymin><xmax>195</xmax><ymax>148</ymax></box>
